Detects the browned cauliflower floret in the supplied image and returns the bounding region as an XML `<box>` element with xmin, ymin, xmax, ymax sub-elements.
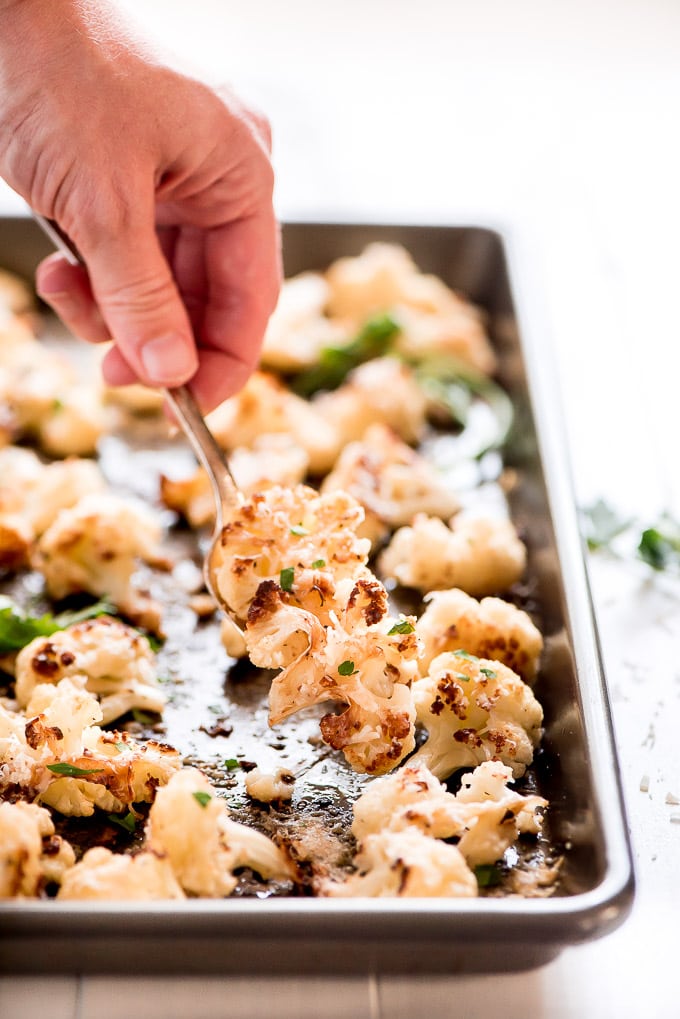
<box><xmin>321</xmin><ymin>423</ymin><xmax>459</xmax><ymax>547</ymax></box>
<box><xmin>378</xmin><ymin>513</ymin><xmax>526</xmax><ymax>595</ymax></box>
<box><xmin>0</xmin><ymin>679</ymin><xmax>181</xmax><ymax>816</ymax></box>
<box><xmin>161</xmin><ymin>436</ymin><xmax>309</xmax><ymax>529</ymax></box>
<box><xmin>145</xmin><ymin>768</ymin><xmax>293</xmax><ymax>897</ymax></box>
<box><xmin>323</xmin><ymin>242</ymin><xmax>495</xmax><ymax>375</ymax></box>
<box><xmin>246</xmin><ymin>577</ymin><xmax>419</xmax><ymax>775</ymax></box>
<box><xmin>260</xmin><ymin>271</ymin><xmax>349</xmax><ymax>372</ymax></box>
<box><xmin>34</xmin><ymin>493</ymin><xmax>164</xmax><ymax>631</ymax></box>
<box><xmin>0</xmin><ymin>800</ymin><xmax>75</xmax><ymax>898</ymax></box>
<box><xmin>0</xmin><ymin>340</ymin><xmax>108</xmax><ymax>456</ymax></box>
<box><xmin>244</xmin><ymin>766</ymin><xmax>295</xmax><ymax>803</ymax></box>
<box><xmin>206</xmin><ymin>371</ymin><xmax>341</xmax><ymax>475</ymax></box>
<box><xmin>14</xmin><ymin>616</ymin><xmax>165</xmax><ymax>724</ymax></box>
<box><xmin>0</xmin><ymin>448</ymin><xmax>105</xmax><ymax>571</ymax></box>
<box><xmin>212</xmin><ymin>484</ymin><xmax>371</xmax><ymax>622</ymax></box>
<box><xmin>416</xmin><ymin>588</ymin><xmax>543</xmax><ymax>682</ymax></box>
<box><xmin>58</xmin><ymin>846</ymin><xmax>184</xmax><ymax>901</ymax></box>
<box><xmin>409</xmin><ymin>650</ymin><xmax>543</xmax><ymax>780</ymax></box>
<box><xmin>351</xmin><ymin>760</ymin><xmax>547</xmax><ymax>869</ymax></box>
<box><xmin>321</xmin><ymin>828</ymin><xmax>477</xmax><ymax>898</ymax></box>
<box><xmin>313</xmin><ymin>356</ymin><xmax>427</xmax><ymax>447</ymax></box>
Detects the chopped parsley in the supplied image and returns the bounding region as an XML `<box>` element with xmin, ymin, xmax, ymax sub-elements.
<box><xmin>480</xmin><ymin>666</ymin><xmax>497</xmax><ymax>678</ymax></box>
<box><xmin>279</xmin><ymin>566</ymin><xmax>295</xmax><ymax>592</ymax></box>
<box><xmin>46</xmin><ymin>762</ymin><xmax>104</xmax><ymax>777</ymax></box>
<box><xmin>338</xmin><ymin>660</ymin><xmax>358</xmax><ymax>676</ymax></box>
<box><xmin>192</xmin><ymin>791</ymin><xmax>212</xmax><ymax>808</ymax></box>
<box><xmin>311</xmin><ymin>559</ymin><xmax>326</xmax><ymax>569</ymax></box>
<box><xmin>290</xmin><ymin>525</ymin><xmax>309</xmax><ymax>536</ymax></box>
<box><xmin>453</xmin><ymin>649</ymin><xmax>479</xmax><ymax>661</ymax></box>
<box><xmin>224</xmin><ymin>758</ymin><xmax>240</xmax><ymax>771</ymax></box>
<box><xmin>387</xmin><ymin>619</ymin><xmax>415</xmax><ymax>636</ymax></box>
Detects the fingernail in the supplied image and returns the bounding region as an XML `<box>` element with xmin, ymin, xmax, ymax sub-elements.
<box><xmin>140</xmin><ymin>335</ymin><xmax>197</xmax><ymax>385</ymax></box>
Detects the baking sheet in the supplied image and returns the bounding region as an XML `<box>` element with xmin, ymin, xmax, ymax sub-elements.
<box><xmin>0</xmin><ymin>217</ymin><xmax>634</xmax><ymax>974</ymax></box>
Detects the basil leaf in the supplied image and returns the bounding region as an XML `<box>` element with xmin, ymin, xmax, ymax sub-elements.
<box><xmin>46</xmin><ymin>762</ymin><xmax>103</xmax><ymax>777</ymax></box>
<box><xmin>290</xmin><ymin>313</ymin><xmax>401</xmax><ymax>396</ymax></box>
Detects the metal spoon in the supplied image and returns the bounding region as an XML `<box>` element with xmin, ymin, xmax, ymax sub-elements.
<box><xmin>32</xmin><ymin>213</ymin><xmax>244</xmax><ymax>631</ymax></box>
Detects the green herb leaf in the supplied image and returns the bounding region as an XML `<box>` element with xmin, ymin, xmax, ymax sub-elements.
<box><xmin>480</xmin><ymin>666</ymin><xmax>497</xmax><ymax>678</ymax></box>
<box><xmin>456</xmin><ymin>673</ymin><xmax>471</xmax><ymax>682</ymax></box>
<box><xmin>637</xmin><ymin>516</ymin><xmax>680</xmax><ymax>570</ymax></box>
<box><xmin>0</xmin><ymin>596</ymin><xmax>121</xmax><ymax>655</ymax></box>
<box><xmin>290</xmin><ymin>525</ymin><xmax>309</xmax><ymax>536</ymax></box>
<box><xmin>412</xmin><ymin>353</ymin><xmax>514</xmax><ymax>457</ymax></box>
<box><xmin>107</xmin><ymin>811</ymin><xmax>137</xmax><ymax>834</ymax></box>
<box><xmin>46</xmin><ymin>762</ymin><xmax>104</xmax><ymax>777</ymax></box>
<box><xmin>290</xmin><ymin>313</ymin><xmax>401</xmax><ymax>397</ymax></box>
<box><xmin>131</xmin><ymin>709</ymin><xmax>157</xmax><ymax>725</ymax></box>
<box><xmin>580</xmin><ymin>499</ymin><xmax>633</xmax><ymax>551</ymax></box>
<box><xmin>279</xmin><ymin>566</ymin><xmax>295</xmax><ymax>592</ymax></box>
<box><xmin>114</xmin><ymin>741</ymin><xmax>127</xmax><ymax>753</ymax></box>
<box><xmin>54</xmin><ymin>599</ymin><xmax>117</xmax><ymax>628</ymax></box>
<box><xmin>338</xmin><ymin>659</ymin><xmax>358</xmax><ymax>676</ymax></box>
<box><xmin>0</xmin><ymin>600</ymin><xmax>61</xmax><ymax>653</ymax></box>
<box><xmin>475</xmin><ymin>863</ymin><xmax>503</xmax><ymax>888</ymax></box>
<box><xmin>453</xmin><ymin>649</ymin><xmax>479</xmax><ymax>661</ymax></box>
<box><xmin>224</xmin><ymin>758</ymin><xmax>240</xmax><ymax>770</ymax></box>
<box><xmin>311</xmin><ymin>559</ymin><xmax>326</xmax><ymax>569</ymax></box>
<box><xmin>387</xmin><ymin>619</ymin><xmax>415</xmax><ymax>636</ymax></box>
<box><xmin>192</xmin><ymin>791</ymin><xmax>212</xmax><ymax>808</ymax></box>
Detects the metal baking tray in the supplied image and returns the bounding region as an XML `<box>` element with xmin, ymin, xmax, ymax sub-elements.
<box><xmin>0</xmin><ymin>216</ymin><xmax>634</xmax><ymax>974</ymax></box>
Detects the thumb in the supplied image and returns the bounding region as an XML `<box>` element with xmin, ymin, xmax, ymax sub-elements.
<box><xmin>82</xmin><ymin>224</ymin><xmax>198</xmax><ymax>388</ymax></box>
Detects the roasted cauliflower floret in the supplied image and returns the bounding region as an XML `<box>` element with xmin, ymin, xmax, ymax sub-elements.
<box><xmin>0</xmin><ymin>448</ymin><xmax>104</xmax><ymax>570</ymax></box>
<box><xmin>321</xmin><ymin>423</ymin><xmax>459</xmax><ymax>547</ymax></box>
<box><xmin>378</xmin><ymin>513</ymin><xmax>526</xmax><ymax>596</ymax></box>
<box><xmin>324</xmin><ymin>242</ymin><xmax>422</xmax><ymax>322</ymax></box>
<box><xmin>321</xmin><ymin>828</ymin><xmax>477</xmax><ymax>898</ymax></box>
<box><xmin>416</xmin><ymin>588</ymin><xmax>543</xmax><ymax>682</ymax></box>
<box><xmin>212</xmin><ymin>484</ymin><xmax>371</xmax><ymax>622</ymax></box>
<box><xmin>313</xmin><ymin>356</ymin><xmax>427</xmax><ymax>447</ymax></box>
<box><xmin>15</xmin><ymin>616</ymin><xmax>165</xmax><ymax>724</ymax></box>
<box><xmin>351</xmin><ymin>761</ymin><xmax>547</xmax><ymax>869</ymax></box>
<box><xmin>246</xmin><ymin>577</ymin><xmax>419</xmax><ymax>775</ymax></box>
<box><xmin>409</xmin><ymin>651</ymin><xmax>543</xmax><ymax>780</ymax></box>
<box><xmin>260</xmin><ymin>271</ymin><xmax>348</xmax><ymax>371</ymax></box>
<box><xmin>207</xmin><ymin>371</ymin><xmax>341</xmax><ymax>475</ymax></box>
<box><xmin>58</xmin><ymin>846</ymin><xmax>184</xmax><ymax>901</ymax></box>
<box><xmin>34</xmin><ymin>493</ymin><xmax>164</xmax><ymax>631</ymax></box>
<box><xmin>0</xmin><ymin>340</ymin><xmax>108</xmax><ymax>456</ymax></box>
<box><xmin>0</xmin><ymin>800</ymin><xmax>75</xmax><ymax>898</ymax></box>
<box><xmin>146</xmin><ymin>768</ymin><xmax>293</xmax><ymax>897</ymax></box>
<box><xmin>37</xmin><ymin>385</ymin><xmax>107</xmax><ymax>458</ymax></box>
<box><xmin>0</xmin><ymin>679</ymin><xmax>181</xmax><ymax>816</ymax></box>
<box><xmin>323</xmin><ymin>242</ymin><xmax>495</xmax><ymax>377</ymax></box>
<box><xmin>244</xmin><ymin>766</ymin><xmax>295</xmax><ymax>803</ymax></box>
<box><xmin>161</xmin><ymin>436</ymin><xmax>309</xmax><ymax>529</ymax></box>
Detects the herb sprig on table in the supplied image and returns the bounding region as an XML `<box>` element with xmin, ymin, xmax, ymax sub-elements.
<box><xmin>580</xmin><ymin>500</ymin><xmax>680</xmax><ymax>572</ymax></box>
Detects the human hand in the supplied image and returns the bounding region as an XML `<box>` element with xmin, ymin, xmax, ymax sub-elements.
<box><xmin>0</xmin><ymin>0</ymin><xmax>281</xmax><ymax>411</ymax></box>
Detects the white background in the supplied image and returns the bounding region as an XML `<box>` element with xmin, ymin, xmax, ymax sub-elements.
<box><xmin>1</xmin><ymin>2</ymin><xmax>679</xmax><ymax>1016</ymax></box>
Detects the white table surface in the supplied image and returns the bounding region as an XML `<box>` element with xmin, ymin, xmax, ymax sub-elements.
<box><xmin>1</xmin><ymin>2</ymin><xmax>679</xmax><ymax>1016</ymax></box>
